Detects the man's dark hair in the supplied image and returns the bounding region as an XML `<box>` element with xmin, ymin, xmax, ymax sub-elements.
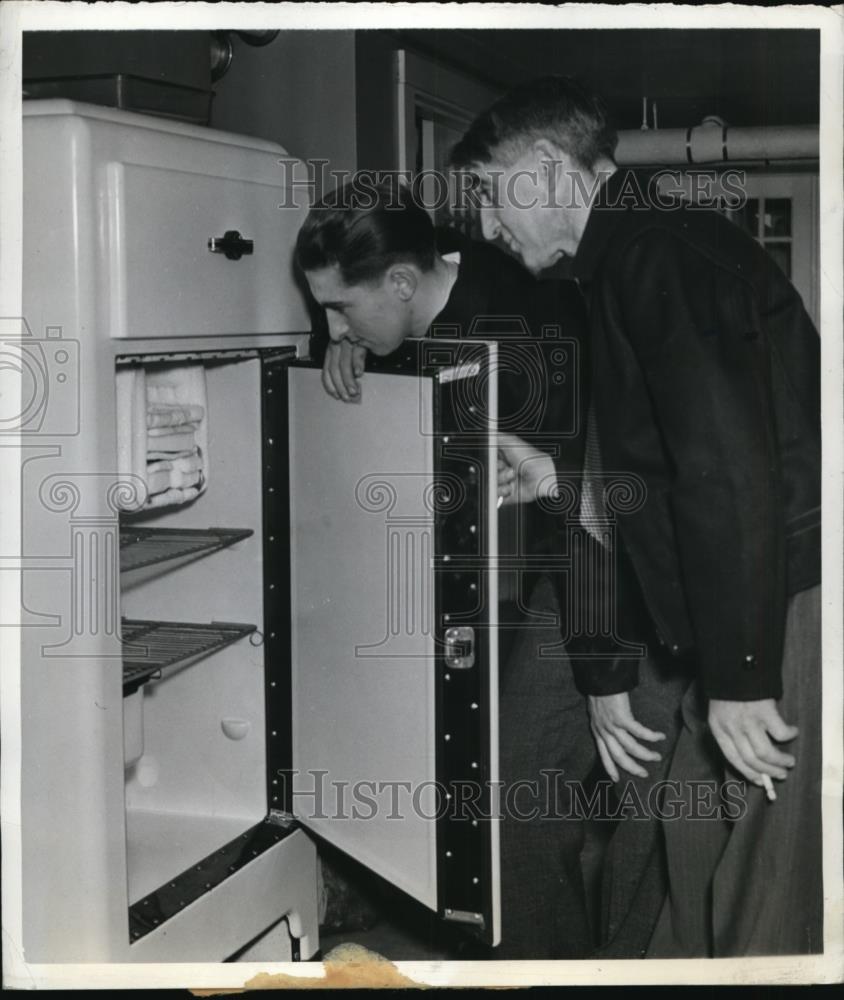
<box><xmin>450</xmin><ymin>76</ymin><xmax>617</xmax><ymax>171</ymax></box>
<box><xmin>295</xmin><ymin>178</ymin><xmax>437</xmax><ymax>286</ymax></box>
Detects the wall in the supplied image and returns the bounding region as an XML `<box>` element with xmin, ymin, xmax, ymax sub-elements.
<box><xmin>211</xmin><ymin>31</ymin><xmax>357</xmax><ymax>179</ymax></box>
<box><xmin>354</xmin><ymin>32</ymin><xmax>400</xmax><ymax>172</ymax></box>
<box><xmin>22</xmin><ymin>30</ymin><xmax>211</xmax><ymax>90</ymax></box>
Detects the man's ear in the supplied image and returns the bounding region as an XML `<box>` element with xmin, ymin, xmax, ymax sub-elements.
<box><xmin>387</xmin><ymin>264</ymin><xmax>418</xmax><ymax>302</ymax></box>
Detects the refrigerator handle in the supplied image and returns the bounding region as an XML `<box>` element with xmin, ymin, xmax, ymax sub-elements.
<box><xmin>207</xmin><ymin>230</ymin><xmax>254</xmax><ymax>261</ymax></box>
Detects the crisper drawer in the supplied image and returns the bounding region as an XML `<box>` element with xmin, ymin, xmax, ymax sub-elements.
<box><xmin>105</xmin><ymin>161</ymin><xmax>310</xmax><ymax>339</ymax></box>
<box><xmin>125</xmin><ymin>823</ymin><xmax>319</xmax><ymax>962</ymax></box>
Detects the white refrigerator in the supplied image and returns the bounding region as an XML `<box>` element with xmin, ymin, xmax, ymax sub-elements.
<box><xmin>16</xmin><ymin>99</ymin><xmax>501</xmax><ymax>964</ymax></box>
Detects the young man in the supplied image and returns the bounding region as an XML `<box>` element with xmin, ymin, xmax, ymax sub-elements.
<box><xmin>451</xmin><ymin>76</ymin><xmax>821</xmax><ymax>957</ymax></box>
<box><xmin>295</xmin><ymin>180</ymin><xmax>612</xmax><ymax>959</ymax></box>
<box><xmin>295</xmin><ymin>180</ymin><xmax>574</xmax><ymax>411</ymax></box>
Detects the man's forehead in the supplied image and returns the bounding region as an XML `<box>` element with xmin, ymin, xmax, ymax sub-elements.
<box><xmin>465</xmin><ymin>146</ymin><xmax>551</xmax><ymax>183</ymax></box>
<box><xmin>306</xmin><ymin>264</ymin><xmax>389</xmax><ymax>304</ymax></box>
<box><xmin>305</xmin><ymin>263</ymin><xmax>351</xmax><ymax>298</ymax></box>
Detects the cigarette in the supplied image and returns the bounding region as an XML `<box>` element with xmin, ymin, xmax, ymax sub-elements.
<box><xmin>760</xmin><ymin>773</ymin><xmax>777</xmax><ymax>802</ymax></box>
<box><xmin>497</xmin><ymin>496</ymin><xmax>504</xmax><ymax>509</ymax></box>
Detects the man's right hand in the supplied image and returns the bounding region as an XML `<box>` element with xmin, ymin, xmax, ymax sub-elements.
<box><xmin>708</xmin><ymin>698</ymin><xmax>797</xmax><ymax>788</ymax></box>
<box><xmin>497</xmin><ymin>433</ymin><xmax>558</xmax><ymax>505</ymax></box>
<box><xmin>322</xmin><ymin>340</ymin><xmax>367</xmax><ymax>401</ymax></box>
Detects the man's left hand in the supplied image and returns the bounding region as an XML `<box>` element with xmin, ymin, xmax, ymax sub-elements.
<box><xmin>708</xmin><ymin>698</ymin><xmax>797</xmax><ymax>787</ymax></box>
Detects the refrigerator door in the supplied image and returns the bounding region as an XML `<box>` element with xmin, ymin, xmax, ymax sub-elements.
<box><xmin>284</xmin><ymin>342</ymin><xmax>501</xmax><ymax>945</ymax></box>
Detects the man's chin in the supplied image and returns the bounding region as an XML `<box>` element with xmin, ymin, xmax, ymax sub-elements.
<box><xmin>518</xmin><ymin>250</ymin><xmax>553</xmax><ymax>275</ymax></box>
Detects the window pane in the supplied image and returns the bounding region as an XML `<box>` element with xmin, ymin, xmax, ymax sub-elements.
<box><xmin>762</xmin><ymin>198</ymin><xmax>791</xmax><ymax>237</ymax></box>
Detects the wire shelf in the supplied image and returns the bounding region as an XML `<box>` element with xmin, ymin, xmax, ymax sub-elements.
<box><xmin>122</xmin><ymin>619</ymin><xmax>257</xmax><ymax>694</ymax></box>
<box><xmin>119</xmin><ymin>526</ymin><xmax>253</xmax><ymax>573</ymax></box>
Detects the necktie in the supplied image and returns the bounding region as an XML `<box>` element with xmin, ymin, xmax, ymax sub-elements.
<box><xmin>579</xmin><ymin>394</ymin><xmax>611</xmax><ymax>548</ymax></box>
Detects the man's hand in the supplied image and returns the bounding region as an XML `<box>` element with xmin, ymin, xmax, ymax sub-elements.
<box><xmin>708</xmin><ymin>698</ymin><xmax>797</xmax><ymax>788</ymax></box>
<box><xmin>588</xmin><ymin>692</ymin><xmax>666</xmax><ymax>782</ymax></box>
<box><xmin>322</xmin><ymin>339</ymin><xmax>367</xmax><ymax>402</ymax></box>
<box><xmin>497</xmin><ymin>433</ymin><xmax>557</xmax><ymax>506</ymax></box>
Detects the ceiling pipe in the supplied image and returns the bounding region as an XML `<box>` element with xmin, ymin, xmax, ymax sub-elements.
<box><xmin>615</xmin><ymin>122</ymin><xmax>818</xmax><ymax>165</ymax></box>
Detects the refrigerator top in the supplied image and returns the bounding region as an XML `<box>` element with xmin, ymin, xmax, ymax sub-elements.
<box><xmin>22</xmin><ymin>97</ymin><xmax>293</xmax><ymax>156</ymax></box>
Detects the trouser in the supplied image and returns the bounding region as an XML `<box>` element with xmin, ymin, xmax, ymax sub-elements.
<box><xmin>495</xmin><ymin>575</ymin><xmax>691</xmax><ymax>959</ymax></box>
<box><xmin>647</xmin><ymin>584</ymin><xmax>823</xmax><ymax>957</ymax></box>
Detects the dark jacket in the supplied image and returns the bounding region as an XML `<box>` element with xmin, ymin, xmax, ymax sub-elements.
<box><xmin>563</xmin><ymin>169</ymin><xmax>820</xmax><ymax>702</ymax></box>
<box><xmin>432</xmin><ymin>228</ymin><xmax>588</xmax><ymax>448</ymax></box>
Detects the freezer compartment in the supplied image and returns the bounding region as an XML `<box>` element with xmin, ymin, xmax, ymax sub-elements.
<box><xmin>105</xmin><ymin>157</ymin><xmax>309</xmax><ymax>339</ymax></box>
<box><xmin>22</xmin><ymin>100</ymin><xmax>311</xmax><ymax>343</ymax></box>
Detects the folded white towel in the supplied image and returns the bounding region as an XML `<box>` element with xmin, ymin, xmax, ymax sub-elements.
<box><xmin>146</xmin><ymin>458</ymin><xmax>175</xmax><ymax>475</ymax></box>
<box><xmin>147</xmin><ymin>448</ymin><xmax>198</xmax><ymax>461</ymax></box>
<box><xmin>146</xmin><ymin>383</ymin><xmax>180</xmax><ymax>406</ymax></box>
<box><xmin>171</xmin><ymin>467</ymin><xmax>201</xmax><ymax>490</ymax></box>
<box><xmin>146</xmin><ymin>469</ymin><xmax>173</xmax><ymax>495</ymax></box>
<box><xmin>171</xmin><ymin>453</ymin><xmax>202</xmax><ymax>475</ymax></box>
<box><xmin>147</xmin><ymin>422</ymin><xmax>200</xmax><ymax>438</ymax></box>
<box><xmin>145</xmin><ymin>365</ymin><xmax>209</xmax><ymax>493</ymax></box>
<box><xmin>146</xmin><ymin>467</ymin><xmax>201</xmax><ymax>495</ymax></box>
<box><xmin>147</xmin><ymin>451</ymin><xmax>202</xmax><ymax>474</ymax></box>
<box><xmin>147</xmin><ymin>403</ymin><xmax>205</xmax><ymax>429</ymax></box>
<box><xmin>144</xmin><ymin>428</ymin><xmax>196</xmax><ymax>453</ymax></box>
<box><xmin>145</xmin><ymin>485</ymin><xmax>201</xmax><ymax>508</ymax></box>
<box><xmin>116</xmin><ymin>364</ymin><xmax>209</xmax><ymax>512</ymax></box>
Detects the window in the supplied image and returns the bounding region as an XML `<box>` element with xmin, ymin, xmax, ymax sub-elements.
<box><xmin>395</xmin><ymin>49</ymin><xmax>500</xmax><ymax>234</ymax></box>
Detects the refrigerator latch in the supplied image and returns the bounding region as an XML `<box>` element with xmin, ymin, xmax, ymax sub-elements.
<box><xmin>444</xmin><ymin>626</ymin><xmax>475</xmax><ymax>670</ymax></box>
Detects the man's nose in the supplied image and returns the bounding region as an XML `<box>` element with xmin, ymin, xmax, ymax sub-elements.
<box><xmin>326</xmin><ymin>311</ymin><xmax>349</xmax><ymax>341</ymax></box>
<box><xmin>480</xmin><ymin>208</ymin><xmax>501</xmax><ymax>241</ymax></box>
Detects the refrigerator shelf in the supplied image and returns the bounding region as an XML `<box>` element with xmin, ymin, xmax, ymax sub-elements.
<box><xmin>119</xmin><ymin>526</ymin><xmax>254</xmax><ymax>573</ymax></box>
<box><xmin>122</xmin><ymin>619</ymin><xmax>258</xmax><ymax>694</ymax></box>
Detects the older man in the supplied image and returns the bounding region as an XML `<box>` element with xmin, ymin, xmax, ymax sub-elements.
<box><xmin>451</xmin><ymin>76</ymin><xmax>821</xmax><ymax>957</ymax></box>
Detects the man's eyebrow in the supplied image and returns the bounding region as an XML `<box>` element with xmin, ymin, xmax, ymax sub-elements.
<box><xmin>320</xmin><ymin>299</ymin><xmax>347</xmax><ymax>310</ymax></box>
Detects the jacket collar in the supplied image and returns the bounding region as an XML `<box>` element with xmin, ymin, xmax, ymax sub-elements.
<box><xmin>571</xmin><ymin>168</ymin><xmax>646</xmax><ymax>283</ymax></box>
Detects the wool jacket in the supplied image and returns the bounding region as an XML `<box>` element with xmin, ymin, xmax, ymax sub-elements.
<box><xmin>561</xmin><ymin>169</ymin><xmax>820</xmax><ymax>701</ymax></box>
